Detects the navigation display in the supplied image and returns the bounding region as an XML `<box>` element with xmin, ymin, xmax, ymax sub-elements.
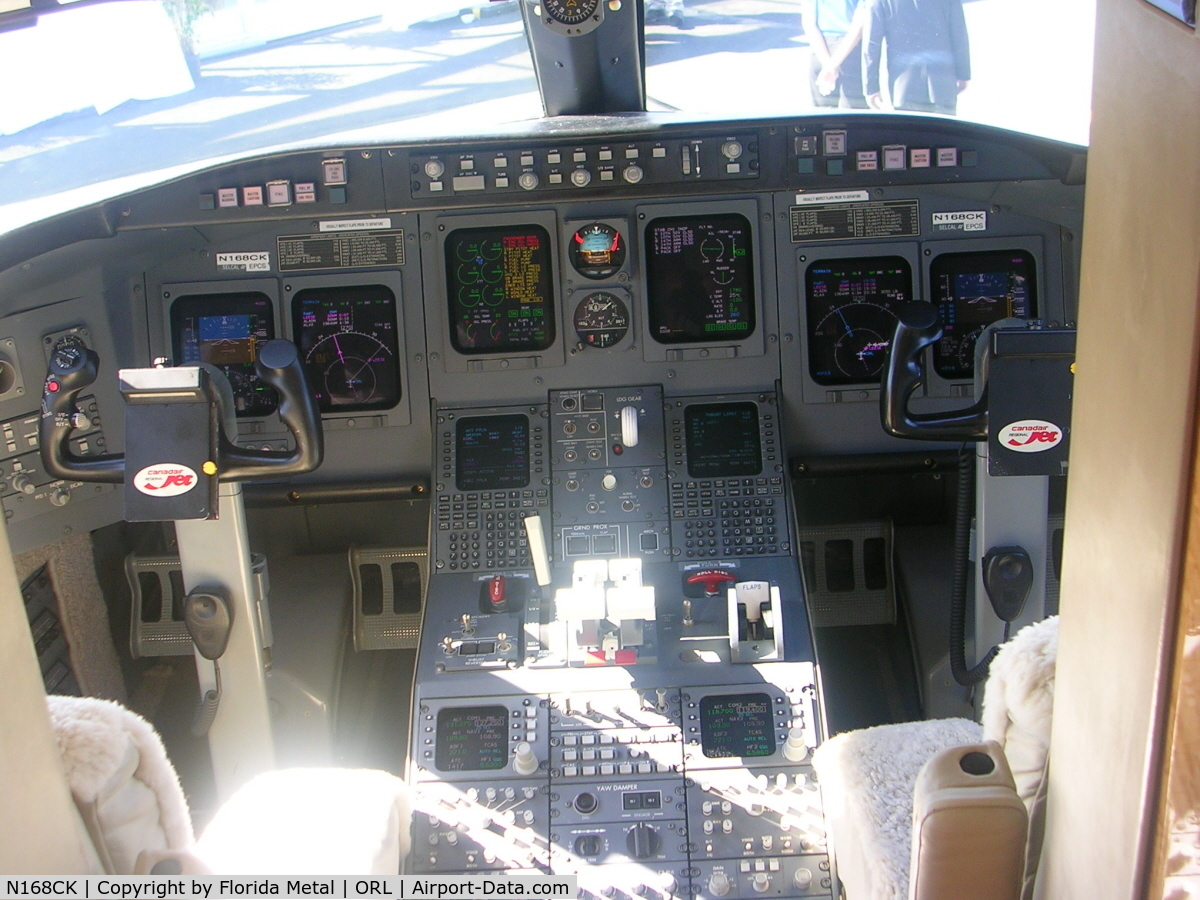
<box><xmin>699</xmin><ymin>692</ymin><xmax>776</xmax><ymax>758</ymax></box>
<box><xmin>435</xmin><ymin>705</ymin><xmax>509</xmax><ymax>771</ymax></box>
<box><xmin>293</xmin><ymin>284</ymin><xmax>400</xmax><ymax>413</ymax></box>
<box><xmin>930</xmin><ymin>250</ymin><xmax>1037</xmax><ymax>379</ymax></box>
<box><xmin>645</xmin><ymin>213</ymin><xmax>755</xmax><ymax>344</ymax></box>
<box><xmin>170</xmin><ymin>292</ymin><xmax>277</xmax><ymax>417</ymax></box>
<box><xmin>806</xmin><ymin>256</ymin><xmax>912</xmax><ymax>386</ymax></box>
<box><xmin>685</xmin><ymin>402</ymin><xmax>762</xmax><ymax>479</ymax></box>
<box><xmin>456</xmin><ymin>415</ymin><xmax>530</xmax><ymax>491</ymax></box>
<box><xmin>445</xmin><ymin>225</ymin><xmax>555</xmax><ymax>354</ymax></box>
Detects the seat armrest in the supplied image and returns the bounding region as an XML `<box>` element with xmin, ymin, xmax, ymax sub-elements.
<box><xmin>909</xmin><ymin>741</ymin><xmax>1027</xmax><ymax>900</ymax></box>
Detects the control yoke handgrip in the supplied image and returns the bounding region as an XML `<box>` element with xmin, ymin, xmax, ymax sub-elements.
<box><xmin>218</xmin><ymin>340</ymin><xmax>324</xmax><ymax>481</ymax></box>
<box><xmin>879</xmin><ymin>302</ymin><xmax>987</xmax><ymax>442</ymax></box>
<box><xmin>40</xmin><ymin>340</ymin><xmax>324</xmax><ymax>486</ymax></box>
<box><xmin>40</xmin><ymin>345</ymin><xmax>124</xmax><ymax>483</ymax></box>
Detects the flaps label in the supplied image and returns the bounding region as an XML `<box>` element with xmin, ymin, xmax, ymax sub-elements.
<box><xmin>133</xmin><ymin>464</ymin><xmax>199</xmax><ymax>496</ymax></box>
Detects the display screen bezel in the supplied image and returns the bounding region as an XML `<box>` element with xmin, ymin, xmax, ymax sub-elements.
<box><xmin>929</xmin><ymin>249</ymin><xmax>1038</xmax><ymax>380</ymax></box>
<box><xmin>455</xmin><ymin>414</ymin><xmax>531</xmax><ymax>492</ymax></box>
<box><xmin>698</xmin><ymin>691</ymin><xmax>777</xmax><ymax>759</ymax></box>
<box><xmin>445</xmin><ymin>223</ymin><xmax>556</xmax><ymax>356</ymax></box>
<box><xmin>434</xmin><ymin>705</ymin><xmax>510</xmax><ymax>772</ymax></box>
<box><xmin>805</xmin><ymin>255</ymin><xmax>914</xmax><ymax>387</ymax></box>
<box><xmin>644</xmin><ymin>212</ymin><xmax>757</xmax><ymax>345</ymax></box>
<box><xmin>169</xmin><ymin>290</ymin><xmax>278</xmax><ymax>418</ymax></box>
<box><xmin>684</xmin><ymin>402</ymin><xmax>763</xmax><ymax>479</ymax></box>
<box><xmin>292</xmin><ymin>283</ymin><xmax>401</xmax><ymax>413</ymax></box>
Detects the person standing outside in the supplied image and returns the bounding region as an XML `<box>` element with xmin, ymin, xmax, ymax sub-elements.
<box><xmin>863</xmin><ymin>0</ymin><xmax>970</xmax><ymax>115</ymax></box>
<box><xmin>800</xmin><ymin>0</ymin><xmax>869</xmax><ymax>109</ymax></box>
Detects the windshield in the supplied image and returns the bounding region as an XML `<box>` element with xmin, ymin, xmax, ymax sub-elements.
<box><xmin>0</xmin><ymin>0</ymin><xmax>1093</xmax><ymax>235</ymax></box>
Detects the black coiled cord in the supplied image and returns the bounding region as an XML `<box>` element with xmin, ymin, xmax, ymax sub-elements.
<box><xmin>950</xmin><ymin>444</ymin><xmax>997</xmax><ymax>685</ymax></box>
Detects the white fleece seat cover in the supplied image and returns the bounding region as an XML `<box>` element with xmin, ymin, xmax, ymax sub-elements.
<box><xmin>46</xmin><ymin>695</ymin><xmax>193</xmax><ymax>875</ymax></box>
<box><xmin>196</xmin><ymin>768</ymin><xmax>412</xmax><ymax>875</ymax></box>
<box><xmin>811</xmin><ymin>616</ymin><xmax>1059</xmax><ymax>900</ymax></box>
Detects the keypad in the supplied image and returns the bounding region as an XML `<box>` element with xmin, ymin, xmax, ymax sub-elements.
<box><xmin>437</xmin><ymin>489</ymin><xmax>549</xmax><ymax>571</ymax></box>
<box><xmin>670</xmin><ymin>476</ymin><xmax>786</xmax><ymax>558</ymax></box>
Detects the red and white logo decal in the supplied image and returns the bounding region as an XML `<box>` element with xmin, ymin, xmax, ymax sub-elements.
<box><xmin>133</xmin><ymin>464</ymin><xmax>199</xmax><ymax>496</ymax></box>
<box><xmin>999</xmin><ymin>420</ymin><xmax>1063</xmax><ymax>453</ymax></box>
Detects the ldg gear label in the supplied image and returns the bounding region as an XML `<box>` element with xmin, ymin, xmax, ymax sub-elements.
<box><xmin>789</xmin><ymin>199</ymin><xmax>920</xmax><ymax>242</ymax></box>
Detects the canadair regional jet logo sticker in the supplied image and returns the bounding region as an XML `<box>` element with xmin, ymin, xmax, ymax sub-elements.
<box><xmin>134</xmin><ymin>464</ymin><xmax>199</xmax><ymax>496</ymax></box>
<box><xmin>998</xmin><ymin>420</ymin><xmax>1063</xmax><ymax>452</ymax></box>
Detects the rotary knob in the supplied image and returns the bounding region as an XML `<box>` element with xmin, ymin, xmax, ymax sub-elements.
<box><xmin>626</xmin><ymin>822</ymin><xmax>661</xmax><ymax>860</ymax></box>
<box><xmin>11</xmin><ymin>473</ymin><xmax>34</xmax><ymax>495</ymax></box>
<box><xmin>513</xmin><ymin>741</ymin><xmax>539</xmax><ymax>775</ymax></box>
<box><xmin>707</xmin><ymin>873</ymin><xmax>731</xmax><ymax>897</ymax></box>
<box><xmin>623</xmin><ymin>165</ymin><xmax>644</xmax><ymax>184</ymax></box>
<box><xmin>518</xmin><ymin>172</ymin><xmax>540</xmax><ymax>191</ymax></box>
<box><xmin>793</xmin><ymin>868</ymin><xmax>813</xmax><ymax>890</ymax></box>
<box><xmin>424</xmin><ymin>159</ymin><xmax>445</xmax><ymax>178</ymax></box>
<box><xmin>752</xmin><ymin>873</ymin><xmax>770</xmax><ymax>894</ymax></box>
<box><xmin>721</xmin><ymin>140</ymin><xmax>744</xmax><ymax>160</ymax></box>
<box><xmin>49</xmin><ymin>486</ymin><xmax>71</xmax><ymax>507</ymax></box>
<box><xmin>601</xmin><ymin>473</ymin><xmax>618</xmax><ymax>491</ymax></box>
<box><xmin>570</xmin><ymin>168</ymin><xmax>592</xmax><ymax>187</ymax></box>
<box><xmin>783</xmin><ymin>726</ymin><xmax>809</xmax><ymax>762</ymax></box>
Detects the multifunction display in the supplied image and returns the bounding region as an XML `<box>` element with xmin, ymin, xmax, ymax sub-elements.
<box><xmin>456</xmin><ymin>415</ymin><xmax>530</xmax><ymax>492</ymax></box>
<box><xmin>806</xmin><ymin>256</ymin><xmax>913</xmax><ymax>385</ymax></box>
<box><xmin>170</xmin><ymin>292</ymin><xmax>277</xmax><ymax>417</ymax></box>
<box><xmin>435</xmin><ymin>705</ymin><xmax>509</xmax><ymax>771</ymax></box>
<box><xmin>685</xmin><ymin>402</ymin><xmax>762</xmax><ymax>479</ymax></box>
<box><xmin>645</xmin><ymin>213</ymin><xmax>755</xmax><ymax>344</ymax></box>
<box><xmin>446</xmin><ymin>225</ymin><xmax>555</xmax><ymax>354</ymax></box>
<box><xmin>931</xmin><ymin>249</ymin><xmax>1037</xmax><ymax>379</ymax></box>
<box><xmin>699</xmin><ymin>692</ymin><xmax>776</xmax><ymax>758</ymax></box>
<box><xmin>293</xmin><ymin>284</ymin><xmax>400</xmax><ymax>412</ymax></box>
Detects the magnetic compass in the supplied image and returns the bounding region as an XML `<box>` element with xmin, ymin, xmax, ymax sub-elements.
<box><xmin>543</xmin><ymin>0</ymin><xmax>600</xmax><ymax>26</ymax></box>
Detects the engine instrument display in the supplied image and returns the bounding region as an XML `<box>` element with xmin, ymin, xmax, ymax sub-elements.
<box><xmin>435</xmin><ymin>705</ymin><xmax>509</xmax><ymax>771</ymax></box>
<box><xmin>573</xmin><ymin>291</ymin><xmax>630</xmax><ymax>348</ymax></box>
<box><xmin>446</xmin><ymin>225</ymin><xmax>555</xmax><ymax>355</ymax></box>
<box><xmin>170</xmin><ymin>292</ymin><xmax>277</xmax><ymax>417</ymax></box>
<box><xmin>569</xmin><ymin>222</ymin><xmax>626</xmax><ymax>279</ymax></box>
<box><xmin>293</xmin><ymin>284</ymin><xmax>400</xmax><ymax>412</ymax></box>
<box><xmin>699</xmin><ymin>692</ymin><xmax>776</xmax><ymax>758</ymax></box>
<box><xmin>456</xmin><ymin>415</ymin><xmax>530</xmax><ymax>492</ymax></box>
<box><xmin>930</xmin><ymin>250</ymin><xmax>1037</xmax><ymax>379</ymax></box>
<box><xmin>645</xmin><ymin>213</ymin><xmax>755</xmax><ymax>344</ymax></box>
<box><xmin>685</xmin><ymin>402</ymin><xmax>762</xmax><ymax>479</ymax></box>
<box><xmin>806</xmin><ymin>256</ymin><xmax>913</xmax><ymax>385</ymax></box>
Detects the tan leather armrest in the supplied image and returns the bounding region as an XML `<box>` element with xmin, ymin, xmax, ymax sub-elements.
<box><xmin>909</xmin><ymin>741</ymin><xmax>1028</xmax><ymax>900</ymax></box>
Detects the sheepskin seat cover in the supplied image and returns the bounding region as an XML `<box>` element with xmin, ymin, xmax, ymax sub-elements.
<box><xmin>811</xmin><ymin>616</ymin><xmax>1059</xmax><ymax>900</ymax></box>
<box><xmin>46</xmin><ymin>695</ymin><xmax>193</xmax><ymax>875</ymax></box>
<box><xmin>196</xmin><ymin>768</ymin><xmax>412</xmax><ymax>875</ymax></box>
<box><xmin>813</xmin><ymin>717</ymin><xmax>983</xmax><ymax>900</ymax></box>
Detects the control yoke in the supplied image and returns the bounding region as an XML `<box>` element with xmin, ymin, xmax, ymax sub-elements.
<box><xmin>880</xmin><ymin>302</ymin><xmax>987</xmax><ymax>441</ymax></box>
<box><xmin>41</xmin><ymin>340</ymin><xmax>324</xmax><ymax>499</ymax></box>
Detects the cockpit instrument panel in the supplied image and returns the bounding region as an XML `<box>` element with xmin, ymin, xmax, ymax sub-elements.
<box><xmin>930</xmin><ymin>249</ymin><xmax>1037</xmax><ymax>379</ymax></box>
<box><xmin>805</xmin><ymin>256</ymin><xmax>913</xmax><ymax>386</ymax></box>
<box><xmin>698</xmin><ymin>691</ymin><xmax>776</xmax><ymax>758</ymax></box>
<box><xmin>445</xmin><ymin>225</ymin><xmax>555</xmax><ymax>354</ymax></box>
<box><xmin>170</xmin><ymin>292</ymin><xmax>277</xmax><ymax>417</ymax></box>
<box><xmin>645</xmin><ymin>213</ymin><xmax>755</xmax><ymax>344</ymax></box>
<box><xmin>293</xmin><ymin>284</ymin><xmax>400</xmax><ymax>413</ymax></box>
<box><xmin>684</xmin><ymin>402</ymin><xmax>763</xmax><ymax>479</ymax></box>
<box><xmin>569</xmin><ymin>222</ymin><xmax>626</xmax><ymax>280</ymax></box>
<box><xmin>455</xmin><ymin>414</ymin><xmax>531</xmax><ymax>492</ymax></box>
